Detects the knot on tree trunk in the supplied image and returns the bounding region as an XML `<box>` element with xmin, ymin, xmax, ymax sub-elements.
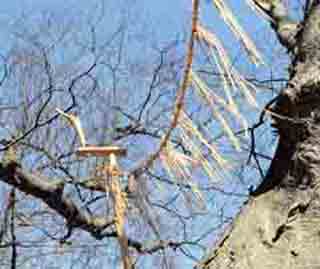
<box><xmin>285</xmin><ymin>126</ymin><xmax>320</xmax><ymax>190</ymax></box>
<box><xmin>254</xmin><ymin>62</ymin><xmax>320</xmax><ymax>195</ymax></box>
<box><xmin>269</xmin><ymin>70</ymin><xmax>320</xmax><ymax>192</ymax></box>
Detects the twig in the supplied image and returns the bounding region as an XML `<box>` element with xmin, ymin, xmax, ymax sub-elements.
<box><xmin>10</xmin><ymin>189</ymin><xmax>16</xmax><ymax>269</ymax></box>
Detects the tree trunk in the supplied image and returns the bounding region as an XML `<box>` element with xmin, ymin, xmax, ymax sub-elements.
<box><xmin>198</xmin><ymin>3</ymin><xmax>320</xmax><ymax>269</ymax></box>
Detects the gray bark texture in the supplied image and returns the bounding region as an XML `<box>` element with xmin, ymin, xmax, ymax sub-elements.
<box><xmin>197</xmin><ymin>2</ymin><xmax>320</xmax><ymax>269</ymax></box>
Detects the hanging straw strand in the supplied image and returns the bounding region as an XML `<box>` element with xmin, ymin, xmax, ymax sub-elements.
<box><xmin>132</xmin><ymin>0</ymin><xmax>200</xmax><ymax>177</ymax></box>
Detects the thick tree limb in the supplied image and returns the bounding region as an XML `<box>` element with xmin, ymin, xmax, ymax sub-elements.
<box><xmin>0</xmin><ymin>161</ymin><xmax>114</xmax><ymax>239</ymax></box>
<box><xmin>0</xmin><ymin>160</ymin><xmax>195</xmax><ymax>257</ymax></box>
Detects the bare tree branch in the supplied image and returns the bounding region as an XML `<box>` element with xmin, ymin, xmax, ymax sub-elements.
<box><xmin>0</xmin><ymin>161</ymin><xmax>114</xmax><ymax>239</ymax></box>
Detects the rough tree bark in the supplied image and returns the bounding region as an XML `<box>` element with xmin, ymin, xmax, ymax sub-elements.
<box><xmin>198</xmin><ymin>1</ymin><xmax>320</xmax><ymax>268</ymax></box>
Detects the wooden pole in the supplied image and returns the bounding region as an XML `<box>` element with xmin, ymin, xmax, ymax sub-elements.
<box><xmin>76</xmin><ymin>146</ymin><xmax>132</xmax><ymax>269</ymax></box>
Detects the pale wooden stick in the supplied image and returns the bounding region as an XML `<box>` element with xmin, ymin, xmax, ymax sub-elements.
<box><xmin>56</xmin><ymin>108</ymin><xmax>86</xmax><ymax>147</ymax></box>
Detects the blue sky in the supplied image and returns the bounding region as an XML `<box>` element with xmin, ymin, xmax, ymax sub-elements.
<box><xmin>0</xmin><ymin>1</ymin><xmax>291</xmax><ymax>268</ymax></box>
